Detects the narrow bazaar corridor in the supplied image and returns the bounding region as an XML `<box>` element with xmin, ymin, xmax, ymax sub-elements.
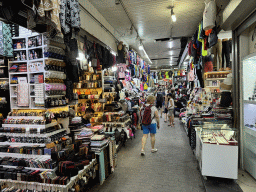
<box><xmin>89</xmin><ymin>118</ymin><xmax>205</xmax><ymax>192</ymax></box>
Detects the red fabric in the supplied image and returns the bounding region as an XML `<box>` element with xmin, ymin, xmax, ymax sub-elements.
<box><xmin>204</xmin><ymin>37</ymin><xmax>208</xmax><ymax>50</ymax></box>
<box><xmin>188</xmin><ymin>41</ymin><xmax>192</xmax><ymax>56</ymax></box>
<box><xmin>205</xmin><ymin>29</ymin><xmax>212</xmax><ymax>36</ymax></box>
<box><xmin>204</xmin><ymin>61</ymin><xmax>213</xmax><ymax>72</ymax></box>
<box><xmin>133</xmin><ymin>112</ymin><xmax>138</xmax><ymax>126</ymax></box>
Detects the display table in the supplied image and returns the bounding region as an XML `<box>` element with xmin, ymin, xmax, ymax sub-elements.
<box><xmin>0</xmin><ymin>159</ymin><xmax>97</xmax><ymax>192</ymax></box>
<box><xmin>195</xmin><ymin>128</ymin><xmax>238</xmax><ymax>179</ymax></box>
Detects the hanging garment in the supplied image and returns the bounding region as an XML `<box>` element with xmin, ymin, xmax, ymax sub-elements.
<box><xmin>60</xmin><ymin>0</ymin><xmax>81</xmax><ymax>34</ymax></box>
<box><xmin>0</xmin><ymin>22</ymin><xmax>3</xmax><ymax>56</ymax></box>
<box><xmin>208</xmin><ymin>26</ymin><xmax>218</xmax><ymax>48</ymax></box>
<box><xmin>202</xmin><ymin>39</ymin><xmax>207</xmax><ymax>56</ymax></box>
<box><xmin>188</xmin><ymin>41</ymin><xmax>192</xmax><ymax>56</ymax></box>
<box><xmin>0</xmin><ymin>22</ymin><xmax>13</xmax><ymax>57</ymax></box>
<box><xmin>199</xmin><ymin>20</ymin><xmax>205</xmax><ymax>40</ymax></box>
<box><xmin>140</xmin><ymin>83</ymin><xmax>144</xmax><ymax>91</ymax></box>
<box><xmin>203</xmin><ymin>0</ymin><xmax>217</xmax><ymax>30</ymax></box>
<box><xmin>117</xmin><ymin>64</ymin><xmax>126</xmax><ymax>79</ymax></box>
<box><xmin>204</xmin><ymin>55</ymin><xmax>213</xmax><ymax>72</ymax></box>
<box><xmin>18</xmin><ymin>84</ymin><xmax>29</xmax><ymax>107</ymax></box>
<box><xmin>197</xmin><ymin>23</ymin><xmax>203</xmax><ymax>43</ymax></box>
<box><xmin>188</xmin><ymin>70</ymin><xmax>194</xmax><ymax>82</ymax></box>
<box><xmin>168</xmin><ymin>71</ymin><xmax>173</xmax><ymax>78</ymax></box>
<box><xmin>212</xmin><ymin>39</ymin><xmax>222</xmax><ymax>70</ymax></box>
<box><xmin>222</xmin><ymin>40</ymin><xmax>231</xmax><ymax>68</ymax></box>
<box><xmin>165</xmin><ymin>72</ymin><xmax>169</xmax><ymax>79</ymax></box>
<box><xmin>144</xmin><ymin>83</ymin><xmax>148</xmax><ymax>90</ymax></box>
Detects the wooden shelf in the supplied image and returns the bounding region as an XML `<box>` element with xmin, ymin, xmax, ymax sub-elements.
<box><xmin>28</xmin><ymin>46</ymin><xmax>43</xmax><ymax>50</ymax></box>
<box><xmin>9</xmin><ymin>72</ymin><xmax>27</xmax><ymax>75</ymax></box>
<box><xmin>28</xmin><ymin>58</ymin><xmax>44</xmax><ymax>62</ymax></box>
<box><xmin>244</xmin><ymin>100</ymin><xmax>256</xmax><ymax>105</ymax></box>
<box><xmin>74</xmin><ymin>88</ymin><xmax>102</xmax><ymax>89</ymax></box>
<box><xmin>13</xmin><ymin>48</ymin><xmax>26</xmax><ymax>51</ymax></box>
<box><xmin>205</xmin><ymin>78</ymin><xmax>226</xmax><ymax>80</ymax></box>
<box><xmin>9</xmin><ymin>60</ymin><xmax>27</xmax><ymax>63</ymax></box>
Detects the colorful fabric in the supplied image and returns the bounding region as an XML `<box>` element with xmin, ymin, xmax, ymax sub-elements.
<box><xmin>18</xmin><ymin>84</ymin><xmax>29</xmax><ymax>107</ymax></box>
<box><xmin>1</xmin><ymin>22</ymin><xmax>13</xmax><ymax>57</ymax></box>
<box><xmin>60</xmin><ymin>0</ymin><xmax>81</xmax><ymax>34</ymax></box>
<box><xmin>0</xmin><ymin>22</ymin><xmax>3</xmax><ymax>56</ymax></box>
<box><xmin>197</xmin><ymin>23</ymin><xmax>203</xmax><ymax>42</ymax></box>
<box><xmin>202</xmin><ymin>39</ymin><xmax>207</xmax><ymax>56</ymax></box>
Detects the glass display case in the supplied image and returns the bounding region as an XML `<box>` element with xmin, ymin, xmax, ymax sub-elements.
<box><xmin>196</xmin><ymin>123</ymin><xmax>238</xmax><ymax>145</ymax></box>
<box><xmin>194</xmin><ymin>122</ymin><xmax>238</xmax><ymax>179</ymax></box>
<box><xmin>242</xmin><ymin>52</ymin><xmax>256</xmax><ymax>179</ymax></box>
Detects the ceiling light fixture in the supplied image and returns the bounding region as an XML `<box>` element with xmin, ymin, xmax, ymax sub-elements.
<box><xmin>139</xmin><ymin>40</ymin><xmax>143</xmax><ymax>50</ymax></box>
<box><xmin>129</xmin><ymin>25</ymin><xmax>133</xmax><ymax>35</ymax></box>
<box><xmin>115</xmin><ymin>0</ymin><xmax>120</xmax><ymax>5</ymax></box>
<box><xmin>171</xmin><ymin>6</ymin><xmax>176</xmax><ymax>22</ymax></box>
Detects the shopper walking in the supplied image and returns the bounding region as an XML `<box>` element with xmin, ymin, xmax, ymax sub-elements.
<box><xmin>163</xmin><ymin>91</ymin><xmax>169</xmax><ymax>122</ymax></box>
<box><xmin>168</xmin><ymin>94</ymin><xmax>175</xmax><ymax>127</ymax></box>
<box><xmin>140</xmin><ymin>95</ymin><xmax>160</xmax><ymax>156</ymax></box>
<box><xmin>156</xmin><ymin>89</ymin><xmax>164</xmax><ymax>118</ymax></box>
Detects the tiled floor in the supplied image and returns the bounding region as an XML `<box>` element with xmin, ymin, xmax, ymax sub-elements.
<box><xmin>237</xmin><ymin>169</ymin><xmax>256</xmax><ymax>192</ymax></box>
<box><xmin>88</xmin><ymin>118</ymin><xmax>206</xmax><ymax>192</ymax></box>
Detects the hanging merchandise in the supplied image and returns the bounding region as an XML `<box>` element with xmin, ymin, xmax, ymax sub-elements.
<box><xmin>117</xmin><ymin>64</ymin><xmax>126</xmax><ymax>79</ymax></box>
<box><xmin>117</xmin><ymin>41</ymin><xmax>126</xmax><ymax>64</ymax></box>
<box><xmin>165</xmin><ymin>71</ymin><xmax>169</xmax><ymax>79</ymax></box>
<box><xmin>168</xmin><ymin>70</ymin><xmax>173</xmax><ymax>78</ymax></box>
<box><xmin>197</xmin><ymin>22</ymin><xmax>203</xmax><ymax>43</ymax></box>
<box><xmin>204</xmin><ymin>55</ymin><xmax>213</xmax><ymax>72</ymax></box>
<box><xmin>59</xmin><ymin>0</ymin><xmax>81</xmax><ymax>35</ymax></box>
<box><xmin>17</xmin><ymin>84</ymin><xmax>29</xmax><ymax>107</ymax></box>
<box><xmin>188</xmin><ymin>70</ymin><xmax>195</xmax><ymax>82</ymax></box>
<box><xmin>208</xmin><ymin>26</ymin><xmax>218</xmax><ymax>48</ymax></box>
<box><xmin>140</xmin><ymin>83</ymin><xmax>144</xmax><ymax>91</ymax></box>
<box><xmin>0</xmin><ymin>22</ymin><xmax>13</xmax><ymax>57</ymax></box>
<box><xmin>188</xmin><ymin>41</ymin><xmax>192</xmax><ymax>56</ymax></box>
<box><xmin>202</xmin><ymin>38</ymin><xmax>208</xmax><ymax>56</ymax></box>
<box><xmin>199</xmin><ymin>20</ymin><xmax>205</xmax><ymax>40</ymax></box>
<box><xmin>144</xmin><ymin>83</ymin><xmax>148</xmax><ymax>90</ymax></box>
<box><xmin>203</xmin><ymin>0</ymin><xmax>217</xmax><ymax>31</ymax></box>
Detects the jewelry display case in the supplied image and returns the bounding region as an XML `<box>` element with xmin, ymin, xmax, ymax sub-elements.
<box><xmin>195</xmin><ymin>122</ymin><xmax>238</xmax><ymax>179</ymax></box>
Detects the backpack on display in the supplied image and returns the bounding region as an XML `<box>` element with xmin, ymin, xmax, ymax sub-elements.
<box><xmin>141</xmin><ymin>105</ymin><xmax>153</xmax><ymax>125</ymax></box>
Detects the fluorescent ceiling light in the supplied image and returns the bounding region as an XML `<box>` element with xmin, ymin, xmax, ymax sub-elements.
<box><xmin>171</xmin><ymin>7</ymin><xmax>176</xmax><ymax>22</ymax></box>
<box><xmin>112</xmin><ymin>66</ymin><xmax>117</xmax><ymax>71</ymax></box>
<box><xmin>171</xmin><ymin>14</ymin><xmax>176</xmax><ymax>22</ymax></box>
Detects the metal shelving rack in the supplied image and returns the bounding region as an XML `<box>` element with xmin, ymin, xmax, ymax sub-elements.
<box><xmin>9</xmin><ymin>34</ymin><xmax>66</xmax><ymax>109</ymax></box>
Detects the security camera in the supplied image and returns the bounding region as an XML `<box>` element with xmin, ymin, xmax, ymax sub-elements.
<box><xmin>115</xmin><ymin>0</ymin><xmax>120</xmax><ymax>5</ymax></box>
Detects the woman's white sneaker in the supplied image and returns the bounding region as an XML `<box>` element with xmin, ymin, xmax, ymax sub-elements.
<box><xmin>151</xmin><ymin>149</ymin><xmax>158</xmax><ymax>153</ymax></box>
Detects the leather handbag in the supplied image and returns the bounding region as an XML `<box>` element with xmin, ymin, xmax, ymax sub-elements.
<box><xmin>91</xmin><ymin>43</ymin><xmax>98</xmax><ymax>67</ymax></box>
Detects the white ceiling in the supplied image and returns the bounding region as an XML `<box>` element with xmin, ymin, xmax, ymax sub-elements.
<box><xmin>88</xmin><ymin>0</ymin><xmax>230</xmax><ymax>68</ymax></box>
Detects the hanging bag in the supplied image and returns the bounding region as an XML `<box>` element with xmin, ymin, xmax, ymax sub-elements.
<box><xmin>91</xmin><ymin>43</ymin><xmax>97</xmax><ymax>67</ymax></box>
